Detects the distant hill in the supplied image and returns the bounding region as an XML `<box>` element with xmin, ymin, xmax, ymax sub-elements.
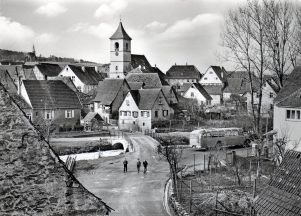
<box><xmin>0</xmin><ymin>49</ymin><xmax>96</xmax><ymax>64</ymax></box>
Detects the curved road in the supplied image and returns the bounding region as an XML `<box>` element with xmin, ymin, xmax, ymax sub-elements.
<box><xmin>76</xmin><ymin>134</ymin><xmax>170</xmax><ymax>216</ymax></box>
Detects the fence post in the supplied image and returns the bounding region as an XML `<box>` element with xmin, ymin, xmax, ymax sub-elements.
<box><xmin>193</xmin><ymin>154</ymin><xmax>196</xmax><ymax>174</ymax></box>
<box><xmin>189</xmin><ymin>180</ymin><xmax>192</xmax><ymax>213</ymax></box>
<box><xmin>215</xmin><ymin>191</ymin><xmax>219</xmax><ymax>216</ymax></box>
<box><xmin>179</xmin><ymin>171</ymin><xmax>182</xmax><ymax>203</ymax></box>
<box><xmin>253</xmin><ymin>178</ymin><xmax>257</xmax><ymax>198</ymax></box>
<box><xmin>203</xmin><ymin>154</ymin><xmax>206</xmax><ymax>172</ymax></box>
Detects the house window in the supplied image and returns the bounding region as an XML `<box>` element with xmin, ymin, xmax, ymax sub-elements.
<box><xmin>133</xmin><ymin>111</ymin><xmax>138</xmax><ymax>118</ymax></box>
<box><xmin>77</xmin><ymin>86</ymin><xmax>82</xmax><ymax>92</ymax></box>
<box><xmin>215</xmin><ymin>77</ymin><xmax>218</xmax><ymax>80</ymax></box>
<box><xmin>126</xmin><ymin>100</ymin><xmax>130</xmax><ymax>106</ymax></box>
<box><xmin>115</xmin><ymin>42</ymin><xmax>119</xmax><ymax>51</ymax></box>
<box><xmin>269</xmin><ymin>92</ymin><xmax>274</xmax><ymax>98</ymax></box>
<box><xmin>270</xmin><ymin>104</ymin><xmax>273</xmax><ymax>110</ymax></box>
<box><xmin>36</xmin><ymin>112</ymin><xmax>38</xmax><ymax>116</ymax></box>
<box><xmin>158</xmin><ymin>96</ymin><xmax>163</xmax><ymax>105</ymax></box>
<box><xmin>209</xmin><ymin>71</ymin><xmax>213</xmax><ymax>74</ymax></box>
<box><xmin>286</xmin><ymin>109</ymin><xmax>301</xmax><ymax>120</ymax></box>
<box><xmin>71</xmin><ymin>76</ymin><xmax>75</xmax><ymax>82</ymax></box>
<box><xmin>45</xmin><ymin>110</ymin><xmax>54</xmax><ymax>120</ymax></box>
<box><xmin>143</xmin><ymin>122</ymin><xmax>145</xmax><ymax>126</ymax></box>
<box><xmin>127</xmin><ymin>111</ymin><xmax>131</xmax><ymax>116</ymax></box>
<box><xmin>163</xmin><ymin>110</ymin><xmax>169</xmax><ymax>117</ymax></box>
<box><xmin>155</xmin><ymin>111</ymin><xmax>158</xmax><ymax>118</ymax></box>
<box><xmin>124</xmin><ymin>111</ymin><xmax>127</xmax><ymax>116</ymax></box>
<box><xmin>256</xmin><ymin>93</ymin><xmax>259</xmax><ymax>98</ymax></box>
<box><xmin>133</xmin><ymin>121</ymin><xmax>135</xmax><ymax>124</ymax></box>
<box><xmin>141</xmin><ymin>111</ymin><xmax>149</xmax><ymax>118</ymax></box>
<box><xmin>187</xmin><ymin>80</ymin><xmax>189</xmax><ymax>82</ymax></box>
<box><xmin>191</xmin><ymin>92</ymin><xmax>194</xmax><ymax>97</ymax></box>
<box><xmin>126</xmin><ymin>43</ymin><xmax>129</xmax><ymax>51</ymax></box>
<box><xmin>204</xmin><ymin>77</ymin><xmax>208</xmax><ymax>80</ymax></box>
<box><xmin>65</xmin><ymin>110</ymin><xmax>74</xmax><ymax>118</ymax></box>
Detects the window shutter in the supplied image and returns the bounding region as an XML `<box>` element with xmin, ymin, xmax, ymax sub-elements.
<box><xmin>52</xmin><ymin>110</ymin><xmax>55</xmax><ymax>119</ymax></box>
<box><xmin>72</xmin><ymin>110</ymin><xmax>74</xmax><ymax>118</ymax></box>
<box><xmin>44</xmin><ymin>111</ymin><xmax>47</xmax><ymax>119</ymax></box>
<box><xmin>65</xmin><ymin>110</ymin><xmax>67</xmax><ymax>118</ymax></box>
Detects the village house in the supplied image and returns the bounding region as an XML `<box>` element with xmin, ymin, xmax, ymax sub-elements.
<box><xmin>165</xmin><ymin>64</ymin><xmax>202</xmax><ymax>87</ymax></box>
<box><xmin>59</xmin><ymin>64</ymin><xmax>104</xmax><ymax>93</ymax></box>
<box><xmin>273</xmin><ymin>66</ymin><xmax>301</xmax><ymax>150</ymax></box>
<box><xmin>161</xmin><ymin>85</ymin><xmax>179</xmax><ymax>105</ymax></box>
<box><xmin>118</xmin><ymin>89</ymin><xmax>174</xmax><ymax>132</ymax></box>
<box><xmin>33</xmin><ymin>63</ymin><xmax>62</xmax><ymax>80</ymax></box>
<box><xmin>203</xmin><ymin>85</ymin><xmax>223</xmax><ymax>105</ymax></box>
<box><xmin>199</xmin><ymin>65</ymin><xmax>227</xmax><ymax>86</ymax></box>
<box><xmin>81</xmin><ymin>112</ymin><xmax>104</xmax><ymax>131</ymax></box>
<box><xmin>181</xmin><ymin>83</ymin><xmax>212</xmax><ymax>106</ymax></box>
<box><xmin>126</xmin><ymin>72</ymin><xmax>167</xmax><ymax>88</ymax></box>
<box><xmin>19</xmin><ymin>80</ymin><xmax>82</xmax><ymax>129</ymax></box>
<box><xmin>93</xmin><ymin>78</ymin><xmax>130</xmax><ymax>123</ymax></box>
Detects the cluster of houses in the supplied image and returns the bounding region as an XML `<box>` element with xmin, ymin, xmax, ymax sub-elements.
<box><xmin>0</xmin><ymin>21</ymin><xmax>300</xmax><ymax>146</ymax></box>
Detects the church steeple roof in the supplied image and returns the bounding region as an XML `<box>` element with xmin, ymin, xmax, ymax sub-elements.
<box><xmin>110</xmin><ymin>22</ymin><xmax>132</xmax><ymax>40</ymax></box>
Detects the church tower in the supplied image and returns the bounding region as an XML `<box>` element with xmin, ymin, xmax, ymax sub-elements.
<box><xmin>109</xmin><ymin>22</ymin><xmax>132</xmax><ymax>78</ymax></box>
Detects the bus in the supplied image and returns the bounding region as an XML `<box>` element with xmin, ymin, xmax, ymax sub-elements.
<box><xmin>190</xmin><ymin>128</ymin><xmax>250</xmax><ymax>150</ymax></box>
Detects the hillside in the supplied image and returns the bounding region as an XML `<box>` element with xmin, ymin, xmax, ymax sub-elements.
<box><xmin>0</xmin><ymin>48</ymin><xmax>96</xmax><ymax>64</ymax></box>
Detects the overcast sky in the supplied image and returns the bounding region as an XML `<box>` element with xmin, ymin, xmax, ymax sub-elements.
<box><xmin>0</xmin><ymin>0</ymin><xmax>243</xmax><ymax>72</ymax></box>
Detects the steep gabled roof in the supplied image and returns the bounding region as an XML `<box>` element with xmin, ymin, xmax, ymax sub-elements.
<box><xmin>93</xmin><ymin>79</ymin><xmax>129</xmax><ymax>105</ymax></box>
<box><xmin>82</xmin><ymin>112</ymin><xmax>103</xmax><ymax>122</ymax></box>
<box><xmin>276</xmin><ymin>88</ymin><xmax>301</xmax><ymax>108</ymax></box>
<box><xmin>0</xmin><ymin>67</ymin><xmax>17</xmax><ymax>93</ymax></box>
<box><xmin>128</xmin><ymin>81</ymin><xmax>144</xmax><ymax>90</ymax></box>
<box><xmin>126</xmin><ymin>73</ymin><xmax>163</xmax><ymax>88</ymax></box>
<box><xmin>166</xmin><ymin>65</ymin><xmax>201</xmax><ymax>80</ymax></box>
<box><xmin>209</xmin><ymin>66</ymin><xmax>227</xmax><ymax>82</ymax></box>
<box><xmin>224</xmin><ymin>78</ymin><xmax>249</xmax><ymax>94</ymax></box>
<box><xmin>23</xmin><ymin>80</ymin><xmax>81</xmax><ymax>109</ymax></box>
<box><xmin>131</xmin><ymin>54</ymin><xmax>152</xmax><ymax>72</ymax></box>
<box><xmin>110</xmin><ymin>22</ymin><xmax>132</xmax><ymax>40</ymax></box>
<box><xmin>275</xmin><ymin>66</ymin><xmax>301</xmax><ymax>105</ymax></box>
<box><xmin>36</xmin><ymin>63</ymin><xmax>62</xmax><ymax>77</ymax></box>
<box><xmin>0</xmin><ymin>85</ymin><xmax>112</xmax><ymax>215</ymax></box>
<box><xmin>254</xmin><ymin>150</ymin><xmax>301</xmax><ymax>215</ymax></box>
<box><xmin>130</xmin><ymin>88</ymin><xmax>163</xmax><ymax>110</ymax></box>
<box><xmin>68</xmin><ymin>65</ymin><xmax>103</xmax><ymax>85</ymax></box>
<box><xmin>161</xmin><ymin>85</ymin><xmax>179</xmax><ymax>104</ymax></box>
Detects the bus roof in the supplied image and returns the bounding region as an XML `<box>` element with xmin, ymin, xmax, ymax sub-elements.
<box><xmin>190</xmin><ymin>127</ymin><xmax>243</xmax><ymax>135</ymax></box>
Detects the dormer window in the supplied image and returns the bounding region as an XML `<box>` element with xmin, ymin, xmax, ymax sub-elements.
<box><xmin>115</xmin><ymin>66</ymin><xmax>118</xmax><ymax>71</ymax></box>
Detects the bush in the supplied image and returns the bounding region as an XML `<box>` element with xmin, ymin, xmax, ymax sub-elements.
<box><xmin>112</xmin><ymin>142</ymin><xmax>124</xmax><ymax>150</ymax></box>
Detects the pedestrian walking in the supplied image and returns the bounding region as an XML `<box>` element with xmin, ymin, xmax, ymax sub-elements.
<box><xmin>137</xmin><ymin>159</ymin><xmax>141</xmax><ymax>173</ymax></box>
<box><xmin>123</xmin><ymin>158</ymin><xmax>128</xmax><ymax>173</ymax></box>
<box><xmin>143</xmin><ymin>160</ymin><xmax>148</xmax><ymax>174</ymax></box>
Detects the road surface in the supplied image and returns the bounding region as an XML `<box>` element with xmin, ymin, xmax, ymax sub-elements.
<box><xmin>76</xmin><ymin>134</ymin><xmax>170</xmax><ymax>216</ymax></box>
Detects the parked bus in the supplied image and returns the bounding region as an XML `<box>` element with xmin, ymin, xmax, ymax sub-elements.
<box><xmin>190</xmin><ymin>128</ymin><xmax>250</xmax><ymax>150</ymax></box>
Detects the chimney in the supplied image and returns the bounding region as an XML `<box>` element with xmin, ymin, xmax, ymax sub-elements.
<box><xmin>175</xmin><ymin>62</ymin><xmax>177</xmax><ymax>65</ymax></box>
<box><xmin>155</xmin><ymin>64</ymin><xmax>157</xmax><ymax>68</ymax></box>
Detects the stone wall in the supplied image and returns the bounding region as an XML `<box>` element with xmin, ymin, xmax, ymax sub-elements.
<box><xmin>0</xmin><ymin>85</ymin><xmax>112</xmax><ymax>216</ymax></box>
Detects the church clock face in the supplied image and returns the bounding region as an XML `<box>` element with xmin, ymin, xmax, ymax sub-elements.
<box><xmin>115</xmin><ymin>51</ymin><xmax>119</xmax><ymax>56</ymax></box>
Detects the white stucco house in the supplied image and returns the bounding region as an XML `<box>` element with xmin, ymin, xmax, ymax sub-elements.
<box><xmin>118</xmin><ymin>89</ymin><xmax>174</xmax><ymax>132</ymax></box>
<box><xmin>181</xmin><ymin>83</ymin><xmax>212</xmax><ymax>106</ymax></box>
<box><xmin>199</xmin><ymin>66</ymin><xmax>227</xmax><ymax>86</ymax></box>
<box><xmin>273</xmin><ymin>66</ymin><xmax>301</xmax><ymax>151</ymax></box>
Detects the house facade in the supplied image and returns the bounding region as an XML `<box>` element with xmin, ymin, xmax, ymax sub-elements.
<box><xmin>182</xmin><ymin>83</ymin><xmax>212</xmax><ymax>106</ymax></box>
<box><xmin>199</xmin><ymin>66</ymin><xmax>227</xmax><ymax>86</ymax></box>
<box><xmin>273</xmin><ymin>66</ymin><xmax>301</xmax><ymax>150</ymax></box>
<box><xmin>93</xmin><ymin>79</ymin><xmax>130</xmax><ymax>123</ymax></box>
<box><xmin>59</xmin><ymin>65</ymin><xmax>103</xmax><ymax>93</ymax></box>
<box><xmin>165</xmin><ymin>65</ymin><xmax>201</xmax><ymax>86</ymax></box>
<box><xmin>118</xmin><ymin>89</ymin><xmax>174</xmax><ymax>132</ymax></box>
<box><xmin>203</xmin><ymin>85</ymin><xmax>223</xmax><ymax>105</ymax></box>
<box><xmin>19</xmin><ymin>80</ymin><xmax>82</xmax><ymax>128</ymax></box>
<box><xmin>33</xmin><ymin>63</ymin><xmax>62</xmax><ymax>80</ymax></box>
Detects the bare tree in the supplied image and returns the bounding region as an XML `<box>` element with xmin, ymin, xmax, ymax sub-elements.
<box><xmin>34</xmin><ymin>117</ymin><xmax>56</xmax><ymax>143</ymax></box>
<box><xmin>264</xmin><ymin>0</ymin><xmax>298</xmax><ymax>88</ymax></box>
<box><xmin>157</xmin><ymin>136</ymin><xmax>183</xmax><ymax>195</ymax></box>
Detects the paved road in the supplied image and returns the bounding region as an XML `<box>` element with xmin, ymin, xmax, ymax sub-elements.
<box><xmin>76</xmin><ymin>134</ymin><xmax>170</xmax><ymax>216</ymax></box>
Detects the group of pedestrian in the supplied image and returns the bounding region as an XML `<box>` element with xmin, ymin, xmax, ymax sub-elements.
<box><xmin>123</xmin><ymin>158</ymin><xmax>148</xmax><ymax>174</ymax></box>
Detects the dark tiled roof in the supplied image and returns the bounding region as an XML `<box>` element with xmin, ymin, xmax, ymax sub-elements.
<box><xmin>161</xmin><ymin>86</ymin><xmax>179</xmax><ymax>104</ymax></box>
<box><xmin>93</xmin><ymin>79</ymin><xmax>129</xmax><ymax>105</ymax></box>
<box><xmin>223</xmin><ymin>78</ymin><xmax>248</xmax><ymax>94</ymax></box>
<box><xmin>68</xmin><ymin>65</ymin><xmax>103</xmax><ymax>85</ymax></box>
<box><xmin>128</xmin><ymin>81</ymin><xmax>144</xmax><ymax>90</ymax></box>
<box><xmin>131</xmin><ymin>54</ymin><xmax>152</xmax><ymax>72</ymax></box>
<box><xmin>110</xmin><ymin>22</ymin><xmax>132</xmax><ymax>40</ymax></box>
<box><xmin>275</xmin><ymin>66</ymin><xmax>301</xmax><ymax>105</ymax></box>
<box><xmin>11</xmin><ymin>93</ymin><xmax>32</xmax><ymax>109</ymax></box>
<box><xmin>36</xmin><ymin>63</ymin><xmax>62</xmax><ymax>77</ymax></box>
<box><xmin>0</xmin><ymin>68</ymin><xmax>17</xmax><ymax>93</ymax></box>
<box><xmin>23</xmin><ymin>80</ymin><xmax>81</xmax><ymax>109</ymax></box>
<box><xmin>0</xmin><ymin>85</ymin><xmax>112</xmax><ymax>215</ymax></box>
<box><xmin>179</xmin><ymin>83</ymin><xmax>192</xmax><ymax>93</ymax></box>
<box><xmin>131</xmin><ymin>88</ymin><xmax>163</xmax><ymax>110</ymax></box>
<box><xmin>209</xmin><ymin>66</ymin><xmax>227</xmax><ymax>82</ymax></box>
<box><xmin>203</xmin><ymin>85</ymin><xmax>223</xmax><ymax>95</ymax></box>
<box><xmin>126</xmin><ymin>73</ymin><xmax>163</xmax><ymax>88</ymax></box>
<box><xmin>254</xmin><ymin>150</ymin><xmax>301</xmax><ymax>215</ymax></box>
<box><xmin>276</xmin><ymin>88</ymin><xmax>301</xmax><ymax>108</ymax></box>
<box><xmin>166</xmin><ymin>65</ymin><xmax>201</xmax><ymax>79</ymax></box>
<box><xmin>0</xmin><ymin>65</ymin><xmax>22</xmax><ymax>82</ymax></box>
